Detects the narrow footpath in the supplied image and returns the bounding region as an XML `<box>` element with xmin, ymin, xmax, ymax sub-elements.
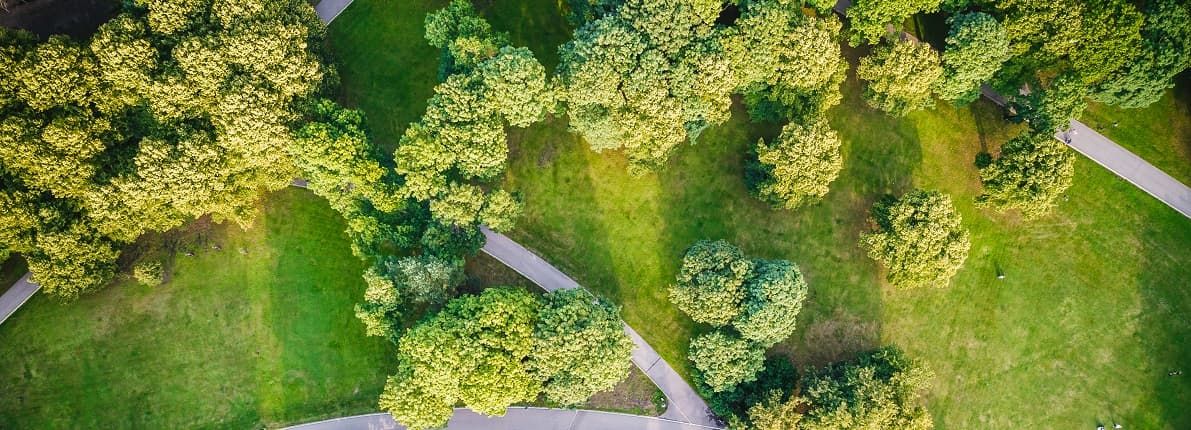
<box><xmin>480</xmin><ymin>227</ymin><xmax>719</xmax><ymax>427</ymax></box>
<box><xmin>286</xmin><ymin>408</ymin><xmax>719</xmax><ymax>430</ymax></box>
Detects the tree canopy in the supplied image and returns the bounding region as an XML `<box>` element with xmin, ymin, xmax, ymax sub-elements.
<box><xmin>847</xmin><ymin>0</ymin><xmax>942</xmax><ymax>46</ymax></box>
<box><xmin>556</xmin><ymin>0</ymin><xmax>735</xmax><ymax>173</ymax></box>
<box><xmin>0</xmin><ymin>0</ymin><xmax>329</xmax><ymax>297</ymax></box>
<box><xmin>857</xmin><ymin>39</ymin><xmax>943</xmax><ymax>116</ymax></box>
<box><xmin>977</xmin><ymin>131</ymin><xmax>1075</xmax><ymax>219</ymax></box>
<box><xmin>689</xmin><ymin>330</ymin><xmax>767</xmax><ymax>393</ymax></box>
<box><xmin>799</xmin><ymin>347</ymin><xmax>934</xmax><ymax>430</ymax></box>
<box><xmin>379</xmin><ymin>287</ymin><xmax>633</xmax><ymax>430</ymax></box>
<box><xmin>734</xmin><ymin>259</ymin><xmax>809</xmax><ymax>347</ymax></box>
<box><xmin>935</xmin><ymin>12</ymin><xmax>1011</xmax><ymax>104</ymax></box>
<box><xmin>668</xmin><ymin>240</ymin><xmax>753</xmax><ymax>326</ymax></box>
<box><xmin>747</xmin><ymin>118</ymin><xmax>844</xmax><ymax>210</ymax></box>
<box><xmin>860</xmin><ymin>190</ymin><xmax>971</xmax><ymax>289</ymax></box>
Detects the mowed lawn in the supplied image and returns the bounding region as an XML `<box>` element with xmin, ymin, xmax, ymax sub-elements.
<box><xmin>0</xmin><ymin>189</ymin><xmax>396</xmax><ymax>428</ymax></box>
<box><xmin>331</xmin><ymin>1</ymin><xmax>1191</xmax><ymax>429</ymax></box>
<box><xmin>1083</xmin><ymin>81</ymin><xmax>1191</xmax><ymax>185</ymax></box>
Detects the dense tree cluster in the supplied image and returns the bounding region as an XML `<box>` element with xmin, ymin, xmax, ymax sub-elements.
<box><xmin>977</xmin><ymin>132</ymin><xmax>1074</xmax><ymax>219</ymax></box>
<box><xmin>860</xmin><ymin>190</ymin><xmax>971</xmax><ymax>289</ymax></box>
<box><xmin>847</xmin><ymin>0</ymin><xmax>941</xmax><ymax>46</ymax></box>
<box><xmin>669</xmin><ymin>240</ymin><xmax>809</xmax><ymax>394</ymax></box>
<box><xmin>0</xmin><ymin>0</ymin><xmax>329</xmax><ymax>298</ymax></box>
<box><xmin>379</xmin><ymin>287</ymin><xmax>633</xmax><ymax>430</ymax></box>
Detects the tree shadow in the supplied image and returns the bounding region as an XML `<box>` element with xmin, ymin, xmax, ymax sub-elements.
<box><xmin>1132</xmin><ymin>207</ymin><xmax>1191</xmax><ymax>428</ymax></box>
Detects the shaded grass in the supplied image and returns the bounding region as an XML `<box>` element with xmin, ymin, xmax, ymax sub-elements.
<box><xmin>331</xmin><ymin>1</ymin><xmax>1190</xmax><ymax>428</ymax></box>
<box><xmin>0</xmin><ymin>189</ymin><xmax>396</xmax><ymax>429</ymax></box>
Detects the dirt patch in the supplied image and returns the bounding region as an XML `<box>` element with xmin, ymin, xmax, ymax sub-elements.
<box><xmin>463</xmin><ymin>252</ymin><xmax>534</xmax><ymax>294</ymax></box>
<box><xmin>1</xmin><ymin>0</ymin><xmax>118</xmax><ymax>39</ymax></box>
<box><xmin>791</xmin><ymin>309</ymin><xmax>880</xmax><ymax>367</ymax></box>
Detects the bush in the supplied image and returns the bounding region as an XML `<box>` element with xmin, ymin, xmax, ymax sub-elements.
<box><xmin>132</xmin><ymin>260</ymin><xmax>163</xmax><ymax>287</ymax></box>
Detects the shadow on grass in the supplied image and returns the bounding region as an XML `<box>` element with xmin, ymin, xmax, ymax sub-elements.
<box><xmin>1134</xmin><ymin>209</ymin><xmax>1191</xmax><ymax>429</ymax></box>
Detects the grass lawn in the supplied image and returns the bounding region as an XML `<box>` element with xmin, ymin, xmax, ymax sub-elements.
<box><xmin>1082</xmin><ymin>80</ymin><xmax>1191</xmax><ymax>185</ymax></box>
<box><xmin>0</xmin><ymin>188</ymin><xmax>397</xmax><ymax>429</ymax></box>
<box><xmin>331</xmin><ymin>1</ymin><xmax>1191</xmax><ymax>428</ymax></box>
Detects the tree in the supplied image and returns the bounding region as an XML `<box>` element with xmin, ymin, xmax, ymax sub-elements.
<box><xmin>1015</xmin><ymin>73</ymin><xmax>1088</xmax><ymax>133</ymax></box>
<box><xmin>376</xmin><ymin>254</ymin><xmax>464</xmax><ymax>307</ymax></box>
<box><xmin>689</xmin><ymin>330</ymin><xmax>766</xmax><ymax>393</ymax></box>
<box><xmin>935</xmin><ymin>12</ymin><xmax>1010</xmax><ymax>104</ymax></box>
<box><xmin>746</xmin><ymin>391</ymin><xmax>805</xmax><ymax>430</ymax></box>
<box><xmin>707</xmin><ymin>357</ymin><xmax>799</xmax><ymax>424</ymax></box>
<box><xmin>734</xmin><ymin>259</ymin><xmax>809</xmax><ymax>347</ymax></box>
<box><xmin>747</xmin><ymin>119</ymin><xmax>843</xmax><ymax>210</ymax></box>
<box><xmin>860</xmin><ymin>190</ymin><xmax>971</xmax><ymax>289</ymax></box>
<box><xmin>566</xmin><ymin>0</ymin><xmax>622</xmax><ymax>26</ymax></box>
<box><xmin>857</xmin><ymin>39</ymin><xmax>943</xmax><ymax>116</ymax></box>
<box><xmin>556</xmin><ymin>0</ymin><xmax>736</xmax><ymax>172</ymax></box>
<box><xmin>529</xmin><ymin>289</ymin><xmax>634</xmax><ymax>406</ymax></box>
<box><xmin>977</xmin><ymin>131</ymin><xmax>1074</xmax><ymax>219</ymax></box>
<box><xmin>799</xmin><ymin>347</ymin><xmax>934</xmax><ymax>430</ymax></box>
<box><xmin>1066</xmin><ymin>0</ymin><xmax>1143</xmax><ymax>88</ymax></box>
<box><xmin>847</xmin><ymin>0</ymin><xmax>942</xmax><ymax>46</ymax></box>
<box><xmin>1091</xmin><ymin>0</ymin><xmax>1191</xmax><ymax>108</ymax></box>
<box><xmin>354</xmin><ymin>268</ymin><xmax>402</xmax><ymax>340</ymax></box>
<box><xmin>292</xmin><ymin>99</ymin><xmax>397</xmax><ymax>213</ymax></box>
<box><xmin>133</xmin><ymin>260</ymin><xmax>164</xmax><ymax>286</ymax></box>
<box><xmin>379</xmin><ymin>287</ymin><xmax>541</xmax><ymax>430</ymax></box>
<box><xmin>725</xmin><ymin>2</ymin><xmax>847</xmax><ymax>123</ymax></box>
<box><xmin>668</xmin><ymin>240</ymin><xmax>753</xmax><ymax>326</ymax></box>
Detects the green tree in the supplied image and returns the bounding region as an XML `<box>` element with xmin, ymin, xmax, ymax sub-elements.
<box><xmin>354</xmin><ymin>268</ymin><xmax>402</xmax><ymax>340</ymax></box>
<box><xmin>689</xmin><ymin>330</ymin><xmax>766</xmax><ymax>393</ymax></box>
<box><xmin>847</xmin><ymin>0</ymin><xmax>941</xmax><ymax>46</ymax></box>
<box><xmin>857</xmin><ymin>39</ymin><xmax>943</xmax><ymax>116</ymax></box>
<box><xmin>935</xmin><ymin>12</ymin><xmax>1011</xmax><ymax>104</ymax></box>
<box><xmin>556</xmin><ymin>0</ymin><xmax>736</xmax><ymax>172</ymax></box>
<box><xmin>746</xmin><ymin>391</ymin><xmax>805</xmax><ymax>430</ymax></box>
<box><xmin>734</xmin><ymin>259</ymin><xmax>809</xmax><ymax>347</ymax></box>
<box><xmin>530</xmin><ymin>289</ymin><xmax>634</xmax><ymax>406</ymax></box>
<box><xmin>379</xmin><ymin>287</ymin><xmax>541</xmax><ymax>430</ymax></box>
<box><xmin>1015</xmin><ymin>73</ymin><xmax>1088</xmax><ymax>133</ymax></box>
<box><xmin>800</xmin><ymin>347</ymin><xmax>934</xmax><ymax>430</ymax></box>
<box><xmin>668</xmin><ymin>240</ymin><xmax>753</xmax><ymax>326</ymax></box>
<box><xmin>1092</xmin><ymin>0</ymin><xmax>1191</xmax><ymax>108</ymax></box>
<box><xmin>977</xmin><ymin>131</ymin><xmax>1074</xmax><ymax>219</ymax></box>
<box><xmin>860</xmin><ymin>190</ymin><xmax>971</xmax><ymax>289</ymax></box>
<box><xmin>132</xmin><ymin>260</ymin><xmax>164</xmax><ymax>286</ymax></box>
<box><xmin>374</xmin><ymin>254</ymin><xmax>464</xmax><ymax>307</ymax></box>
<box><xmin>747</xmin><ymin>118</ymin><xmax>843</xmax><ymax>210</ymax></box>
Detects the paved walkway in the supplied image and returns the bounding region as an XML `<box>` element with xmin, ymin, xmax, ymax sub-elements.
<box><xmin>480</xmin><ymin>227</ymin><xmax>719</xmax><ymax>427</ymax></box>
<box><xmin>0</xmin><ymin>273</ymin><xmax>37</xmax><ymax>326</ymax></box>
<box><xmin>1057</xmin><ymin>121</ymin><xmax>1191</xmax><ymax>218</ymax></box>
<box><xmin>314</xmin><ymin>0</ymin><xmax>354</xmax><ymax>24</ymax></box>
<box><xmin>286</xmin><ymin>408</ymin><xmax>720</xmax><ymax>430</ymax></box>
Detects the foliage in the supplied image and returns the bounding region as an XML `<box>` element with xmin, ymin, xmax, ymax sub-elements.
<box><xmin>354</xmin><ymin>268</ymin><xmax>402</xmax><ymax>340</ymax></box>
<box><xmin>1015</xmin><ymin>73</ymin><xmax>1088</xmax><ymax>133</ymax></box>
<box><xmin>132</xmin><ymin>261</ymin><xmax>164</xmax><ymax>287</ymax></box>
<box><xmin>556</xmin><ymin>0</ymin><xmax>735</xmax><ymax>172</ymax></box>
<box><xmin>689</xmin><ymin>330</ymin><xmax>766</xmax><ymax>393</ymax></box>
<box><xmin>707</xmin><ymin>356</ymin><xmax>799</xmax><ymax>420</ymax></box>
<box><xmin>292</xmin><ymin>99</ymin><xmax>397</xmax><ymax>213</ymax></box>
<box><xmin>935</xmin><ymin>12</ymin><xmax>1010</xmax><ymax>104</ymax></box>
<box><xmin>857</xmin><ymin>39</ymin><xmax>943</xmax><ymax>116</ymax></box>
<box><xmin>977</xmin><ymin>131</ymin><xmax>1074</xmax><ymax>219</ymax></box>
<box><xmin>734</xmin><ymin>259</ymin><xmax>809</xmax><ymax>347</ymax></box>
<box><xmin>847</xmin><ymin>0</ymin><xmax>941</xmax><ymax>46</ymax></box>
<box><xmin>746</xmin><ymin>390</ymin><xmax>805</xmax><ymax>430</ymax></box>
<box><xmin>799</xmin><ymin>347</ymin><xmax>934</xmax><ymax>430</ymax></box>
<box><xmin>566</xmin><ymin>0</ymin><xmax>622</xmax><ymax>27</ymax></box>
<box><xmin>529</xmin><ymin>289</ymin><xmax>634</xmax><ymax>406</ymax></box>
<box><xmin>726</xmin><ymin>2</ymin><xmax>846</xmax><ymax>124</ymax></box>
<box><xmin>1092</xmin><ymin>0</ymin><xmax>1191</xmax><ymax>108</ymax></box>
<box><xmin>668</xmin><ymin>240</ymin><xmax>753</xmax><ymax>326</ymax></box>
<box><xmin>379</xmin><ymin>287</ymin><xmax>634</xmax><ymax>429</ymax></box>
<box><xmin>377</xmin><ymin>254</ymin><xmax>464</xmax><ymax>307</ymax></box>
<box><xmin>747</xmin><ymin>119</ymin><xmax>844</xmax><ymax>210</ymax></box>
<box><xmin>0</xmin><ymin>0</ymin><xmax>329</xmax><ymax>298</ymax></box>
<box><xmin>860</xmin><ymin>190</ymin><xmax>971</xmax><ymax>289</ymax></box>
<box><xmin>379</xmin><ymin>287</ymin><xmax>541</xmax><ymax>430</ymax></box>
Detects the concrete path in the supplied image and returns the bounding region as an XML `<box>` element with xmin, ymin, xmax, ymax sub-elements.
<box><xmin>0</xmin><ymin>273</ymin><xmax>37</xmax><ymax>326</ymax></box>
<box><xmin>1057</xmin><ymin>120</ymin><xmax>1191</xmax><ymax>218</ymax></box>
<box><xmin>286</xmin><ymin>408</ymin><xmax>720</xmax><ymax>430</ymax></box>
<box><xmin>315</xmin><ymin>0</ymin><xmax>354</xmax><ymax>24</ymax></box>
<box><xmin>480</xmin><ymin>227</ymin><xmax>720</xmax><ymax>428</ymax></box>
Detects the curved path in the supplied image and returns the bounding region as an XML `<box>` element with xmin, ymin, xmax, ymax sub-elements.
<box><xmin>286</xmin><ymin>408</ymin><xmax>718</xmax><ymax>430</ymax></box>
<box><xmin>480</xmin><ymin>227</ymin><xmax>718</xmax><ymax>427</ymax></box>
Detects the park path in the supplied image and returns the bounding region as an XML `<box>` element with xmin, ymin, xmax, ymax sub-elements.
<box><xmin>828</xmin><ymin>0</ymin><xmax>1191</xmax><ymax>220</ymax></box>
<box><xmin>0</xmin><ymin>273</ymin><xmax>37</xmax><ymax>326</ymax></box>
<box><xmin>285</xmin><ymin>408</ymin><xmax>719</xmax><ymax>430</ymax></box>
<box><xmin>480</xmin><ymin>227</ymin><xmax>719</xmax><ymax>427</ymax></box>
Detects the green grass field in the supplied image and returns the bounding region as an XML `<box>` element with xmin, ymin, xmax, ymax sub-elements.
<box><xmin>329</xmin><ymin>1</ymin><xmax>1191</xmax><ymax>428</ymax></box>
<box><xmin>1083</xmin><ymin>81</ymin><xmax>1191</xmax><ymax>185</ymax></box>
<box><xmin>0</xmin><ymin>189</ymin><xmax>396</xmax><ymax>428</ymax></box>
